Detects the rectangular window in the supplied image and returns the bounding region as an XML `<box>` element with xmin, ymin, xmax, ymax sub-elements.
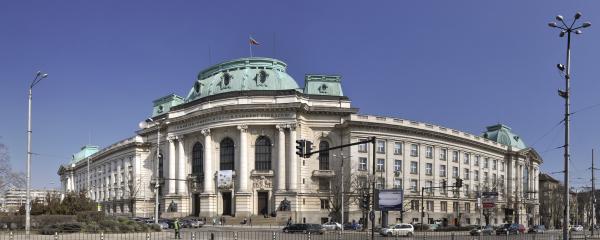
<box><xmin>377</xmin><ymin>159</ymin><xmax>385</xmax><ymax>172</ymax></box>
<box><xmin>452</xmin><ymin>167</ymin><xmax>459</xmax><ymax>178</ymax></box>
<box><xmin>394</xmin><ymin>142</ymin><xmax>403</xmax><ymax>155</ymax></box>
<box><xmin>501</xmin><ymin>161</ymin><xmax>505</xmax><ymax>171</ymax></box>
<box><xmin>426</xmin><ymin>181</ymin><xmax>433</xmax><ymax>193</ymax></box>
<box><xmin>393</xmin><ymin>178</ymin><xmax>402</xmax><ymax>189</ymax></box>
<box><xmin>484</xmin><ymin>158</ymin><xmax>489</xmax><ymax>168</ymax></box>
<box><xmin>394</xmin><ymin>160</ymin><xmax>402</xmax><ymax>172</ymax></box>
<box><xmin>410</xmin><ymin>161</ymin><xmax>418</xmax><ymax>174</ymax></box>
<box><xmin>440</xmin><ymin>201</ymin><xmax>447</xmax><ymax>212</ymax></box>
<box><xmin>493</xmin><ymin>159</ymin><xmax>497</xmax><ymax>170</ymax></box>
<box><xmin>425</xmin><ymin>163</ymin><xmax>432</xmax><ymax>175</ymax></box>
<box><xmin>484</xmin><ymin>172</ymin><xmax>489</xmax><ymax>184</ymax></box>
<box><xmin>464</xmin><ymin>203</ymin><xmax>470</xmax><ymax>213</ymax></box>
<box><xmin>474</xmin><ymin>170</ymin><xmax>479</xmax><ymax>181</ymax></box>
<box><xmin>319</xmin><ymin>179</ymin><xmax>330</xmax><ymax>190</ymax></box>
<box><xmin>411</xmin><ymin>144</ymin><xmax>419</xmax><ymax>157</ymax></box>
<box><xmin>359</xmin><ymin>157</ymin><xmax>368</xmax><ymax>171</ymax></box>
<box><xmin>440</xmin><ymin>165</ymin><xmax>447</xmax><ymax>177</ymax></box>
<box><xmin>411</xmin><ymin>200</ymin><xmax>419</xmax><ymax>211</ymax></box>
<box><xmin>492</xmin><ymin>173</ymin><xmax>497</xmax><ymax>186</ymax></box>
<box><xmin>475</xmin><ymin>155</ymin><xmax>480</xmax><ymax>166</ymax></box>
<box><xmin>358</xmin><ymin>138</ymin><xmax>368</xmax><ymax>152</ymax></box>
<box><xmin>464</xmin><ymin>184</ymin><xmax>470</xmax><ymax>195</ymax></box>
<box><xmin>453</xmin><ymin>202</ymin><xmax>459</xmax><ymax>212</ymax></box>
<box><xmin>410</xmin><ymin>179</ymin><xmax>418</xmax><ymax>192</ymax></box>
<box><xmin>452</xmin><ymin>151</ymin><xmax>459</xmax><ymax>162</ymax></box>
<box><xmin>440</xmin><ymin>148</ymin><xmax>447</xmax><ymax>160</ymax></box>
<box><xmin>426</xmin><ymin>146</ymin><xmax>433</xmax><ymax>159</ymax></box>
<box><xmin>320</xmin><ymin>199</ymin><xmax>330</xmax><ymax>209</ymax></box>
<box><xmin>376</xmin><ymin>177</ymin><xmax>385</xmax><ymax>189</ymax></box>
<box><xmin>464</xmin><ymin>169</ymin><xmax>470</xmax><ymax>180</ymax></box>
<box><xmin>377</xmin><ymin>140</ymin><xmax>386</xmax><ymax>153</ymax></box>
<box><xmin>426</xmin><ymin>201</ymin><xmax>434</xmax><ymax>211</ymax></box>
<box><xmin>463</xmin><ymin>153</ymin><xmax>470</xmax><ymax>164</ymax></box>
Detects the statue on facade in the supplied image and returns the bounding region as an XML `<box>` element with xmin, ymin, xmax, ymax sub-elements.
<box><xmin>169</xmin><ymin>200</ymin><xmax>178</xmax><ymax>212</ymax></box>
<box><xmin>279</xmin><ymin>197</ymin><xmax>291</xmax><ymax>211</ymax></box>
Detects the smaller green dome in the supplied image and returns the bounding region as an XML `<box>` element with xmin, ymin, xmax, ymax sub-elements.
<box><xmin>185</xmin><ymin>57</ymin><xmax>300</xmax><ymax>102</ymax></box>
<box><xmin>482</xmin><ymin>124</ymin><xmax>527</xmax><ymax>149</ymax></box>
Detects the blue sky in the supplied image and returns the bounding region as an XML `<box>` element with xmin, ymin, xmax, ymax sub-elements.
<box><xmin>1</xmin><ymin>1</ymin><xmax>599</xmax><ymax>189</ymax></box>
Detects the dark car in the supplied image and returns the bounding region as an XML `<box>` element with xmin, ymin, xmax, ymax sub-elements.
<box><xmin>283</xmin><ymin>224</ymin><xmax>325</xmax><ymax>234</ymax></box>
<box><xmin>496</xmin><ymin>224</ymin><xmax>525</xmax><ymax>235</ymax></box>
<box><xmin>470</xmin><ymin>225</ymin><xmax>494</xmax><ymax>236</ymax></box>
<box><xmin>528</xmin><ymin>225</ymin><xmax>545</xmax><ymax>234</ymax></box>
<box><xmin>344</xmin><ymin>222</ymin><xmax>363</xmax><ymax>230</ymax></box>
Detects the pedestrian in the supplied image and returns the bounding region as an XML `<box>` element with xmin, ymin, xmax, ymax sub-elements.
<box><xmin>212</xmin><ymin>217</ymin><xmax>216</xmax><ymax>226</ymax></box>
<box><xmin>249</xmin><ymin>217</ymin><xmax>252</xmax><ymax>226</ymax></box>
<box><xmin>174</xmin><ymin>218</ymin><xmax>181</xmax><ymax>239</ymax></box>
<box><xmin>222</xmin><ymin>216</ymin><xmax>226</xmax><ymax>225</ymax></box>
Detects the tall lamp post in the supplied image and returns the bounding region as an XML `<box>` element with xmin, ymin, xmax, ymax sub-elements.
<box><xmin>333</xmin><ymin>153</ymin><xmax>351</xmax><ymax>233</ymax></box>
<box><xmin>26</xmin><ymin>71</ymin><xmax>48</xmax><ymax>235</ymax></box>
<box><xmin>548</xmin><ymin>12</ymin><xmax>591</xmax><ymax>240</ymax></box>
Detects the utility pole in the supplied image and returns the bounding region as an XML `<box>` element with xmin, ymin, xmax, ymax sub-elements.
<box><xmin>592</xmin><ymin>149</ymin><xmax>596</xmax><ymax>235</ymax></box>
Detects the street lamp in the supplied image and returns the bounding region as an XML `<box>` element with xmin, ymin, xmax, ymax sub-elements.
<box><xmin>333</xmin><ymin>153</ymin><xmax>351</xmax><ymax>233</ymax></box>
<box><xmin>548</xmin><ymin>12</ymin><xmax>591</xmax><ymax>240</ymax></box>
<box><xmin>141</xmin><ymin>117</ymin><xmax>165</xmax><ymax>224</ymax></box>
<box><xmin>26</xmin><ymin>71</ymin><xmax>48</xmax><ymax>235</ymax></box>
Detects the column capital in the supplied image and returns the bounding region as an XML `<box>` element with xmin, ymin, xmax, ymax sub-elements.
<box><xmin>167</xmin><ymin>135</ymin><xmax>176</xmax><ymax>142</ymax></box>
<box><xmin>201</xmin><ymin>128</ymin><xmax>211</xmax><ymax>136</ymax></box>
<box><xmin>176</xmin><ymin>135</ymin><xmax>185</xmax><ymax>141</ymax></box>
<box><xmin>276</xmin><ymin>124</ymin><xmax>287</xmax><ymax>131</ymax></box>
<box><xmin>237</xmin><ymin>125</ymin><xmax>249</xmax><ymax>132</ymax></box>
<box><xmin>286</xmin><ymin>123</ymin><xmax>297</xmax><ymax>130</ymax></box>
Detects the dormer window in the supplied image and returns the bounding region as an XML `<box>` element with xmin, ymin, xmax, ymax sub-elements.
<box><xmin>194</xmin><ymin>82</ymin><xmax>201</xmax><ymax>93</ymax></box>
<box><xmin>318</xmin><ymin>84</ymin><xmax>328</xmax><ymax>93</ymax></box>
<box><xmin>259</xmin><ymin>70</ymin><xmax>268</xmax><ymax>83</ymax></box>
<box><xmin>157</xmin><ymin>105</ymin><xmax>164</xmax><ymax>113</ymax></box>
<box><xmin>223</xmin><ymin>72</ymin><xmax>232</xmax><ymax>86</ymax></box>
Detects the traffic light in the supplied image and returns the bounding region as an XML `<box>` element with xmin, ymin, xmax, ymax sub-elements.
<box><xmin>361</xmin><ymin>192</ymin><xmax>370</xmax><ymax>209</ymax></box>
<box><xmin>305</xmin><ymin>141</ymin><xmax>313</xmax><ymax>157</ymax></box>
<box><xmin>456</xmin><ymin>178</ymin><xmax>463</xmax><ymax>188</ymax></box>
<box><xmin>296</xmin><ymin>140</ymin><xmax>306</xmax><ymax>157</ymax></box>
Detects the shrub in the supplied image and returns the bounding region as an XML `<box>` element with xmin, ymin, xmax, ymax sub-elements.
<box><xmin>76</xmin><ymin>211</ymin><xmax>105</xmax><ymax>223</ymax></box>
<box><xmin>150</xmin><ymin>223</ymin><xmax>162</xmax><ymax>232</ymax></box>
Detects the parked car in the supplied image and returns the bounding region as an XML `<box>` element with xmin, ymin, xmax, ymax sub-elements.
<box><xmin>322</xmin><ymin>222</ymin><xmax>342</xmax><ymax>230</ymax></box>
<box><xmin>572</xmin><ymin>225</ymin><xmax>584</xmax><ymax>232</ymax></box>
<box><xmin>496</xmin><ymin>224</ymin><xmax>524</xmax><ymax>235</ymax></box>
<box><xmin>470</xmin><ymin>225</ymin><xmax>494</xmax><ymax>236</ymax></box>
<box><xmin>528</xmin><ymin>225</ymin><xmax>545</xmax><ymax>234</ymax></box>
<box><xmin>343</xmin><ymin>222</ymin><xmax>362</xmax><ymax>230</ymax></box>
<box><xmin>181</xmin><ymin>218</ymin><xmax>204</xmax><ymax>228</ymax></box>
<box><xmin>156</xmin><ymin>220</ymin><xmax>170</xmax><ymax>230</ymax></box>
<box><xmin>379</xmin><ymin>223</ymin><xmax>414</xmax><ymax>237</ymax></box>
<box><xmin>283</xmin><ymin>224</ymin><xmax>325</xmax><ymax>234</ymax></box>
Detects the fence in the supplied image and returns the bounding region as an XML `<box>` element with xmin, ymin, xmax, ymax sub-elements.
<box><xmin>0</xmin><ymin>230</ymin><xmax>578</xmax><ymax>240</ymax></box>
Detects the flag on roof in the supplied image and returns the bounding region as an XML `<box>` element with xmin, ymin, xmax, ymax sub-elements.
<box><xmin>249</xmin><ymin>36</ymin><xmax>260</xmax><ymax>45</ymax></box>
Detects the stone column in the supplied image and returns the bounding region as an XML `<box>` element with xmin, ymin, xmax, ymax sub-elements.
<box><xmin>116</xmin><ymin>159</ymin><xmax>122</xmax><ymax>199</ymax></box>
<box><xmin>238</xmin><ymin>125</ymin><xmax>249</xmax><ymax>192</ymax></box>
<box><xmin>177</xmin><ymin>136</ymin><xmax>187</xmax><ymax>194</ymax></box>
<box><xmin>287</xmin><ymin>124</ymin><xmax>298</xmax><ymax>192</ymax></box>
<box><xmin>276</xmin><ymin>125</ymin><xmax>286</xmax><ymax>192</ymax></box>
<box><xmin>202</xmin><ymin>129</ymin><xmax>214</xmax><ymax>194</ymax></box>
<box><xmin>168</xmin><ymin>136</ymin><xmax>177</xmax><ymax>194</ymax></box>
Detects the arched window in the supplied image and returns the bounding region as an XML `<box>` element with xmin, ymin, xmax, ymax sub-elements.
<box><xmin>192</xmin><ymin>142</ymin><xmax>204</xmax><ymax>179</ymax></box>
<box><xmin>220</xmin><ymin>138</ymin><xmax>235</xmax><ymax>170</ymax></box>
<box><xmin>319</xmin><ymin>141</ymin><xmax>330</xmax><ymax>170</ymax></box>
<box><xmin>255</xmin><ymin>136</ymin><xmax>272</xmax><ymax>170</ymax></box>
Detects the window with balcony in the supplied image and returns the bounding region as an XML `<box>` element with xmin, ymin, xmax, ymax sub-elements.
<box><xmin>319</xmin><ymin>179</ymin><xmax>330</xmax><ymax>190</ymax></box>
<box><xmin>394</xmin><ymin>142</ymin><xmax>403</xmax><ymax>155</ymax></box>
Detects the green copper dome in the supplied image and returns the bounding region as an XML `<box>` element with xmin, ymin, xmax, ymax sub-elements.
<box><xmin>482</xmin><ymin>124</ymin><xmax>527</xmax><ymax>149</ymax></box>
<box><xmin>185</xmin><ymin>57</ymin><xmax>301</xmax><ymax>102</ymax></box>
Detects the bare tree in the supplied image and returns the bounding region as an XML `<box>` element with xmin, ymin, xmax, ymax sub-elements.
<box><xmin>122</xmin><ymin>173</ymin><xmax>142</xmax><ymax>217</ymax></box>
<box><xmin>0</xmin><ymin>140</ymin><xmax>26</xmax><ymax>192</ymax></box>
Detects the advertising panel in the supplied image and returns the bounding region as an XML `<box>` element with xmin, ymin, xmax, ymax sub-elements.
<box><xmin>377</xmin><ymin>189</ymin><xmax>404</xmax><ymax>211</ymax></box>
<box><xmin>217</xmin><ymin>170</ymin><xmax>233</xmax><ymax>189</ymax></box>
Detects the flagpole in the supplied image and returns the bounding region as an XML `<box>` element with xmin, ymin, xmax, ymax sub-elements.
<box><xmin>249</xmin><ymin>35</ymin><xmax>253</xmax><ymax>57</ymax></box>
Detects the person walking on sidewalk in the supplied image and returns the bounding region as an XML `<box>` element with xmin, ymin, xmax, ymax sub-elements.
<box><xmin>174</xmin><ymin>218</ymin><xmax>181</xmax><ymax>239</ymax></box>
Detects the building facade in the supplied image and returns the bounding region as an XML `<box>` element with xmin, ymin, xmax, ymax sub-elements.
<box><xmin>1</xmin><ymin>188</ymin><xmax>60</xmax><ymax>212</ymax></box>
<box><xmin>58</xmin><ymin>57</ymin><xmax>542</xmax><ymax>226</ymax></box>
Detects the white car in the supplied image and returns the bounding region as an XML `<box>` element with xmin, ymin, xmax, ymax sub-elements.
<box><xmin>322</xmin><ymin>222</ymin><xmax>342</xmax><ymax>230</ymax></box>
<box><xmin>380</xmin><ymin>223</ymin><xmax>414</xmax><ymax>237</ymax></box>
<box><xmin>572</xmin><ymin>225</ymin><xmax>584</xmax><ymax>232</ymax></box>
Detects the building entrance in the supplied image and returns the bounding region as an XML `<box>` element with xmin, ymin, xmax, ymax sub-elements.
<box><xmin>192</xmin><ymin>194</ymin><xmax>200</xmax><ymax>216</ymax></box>
<box><xmin>222</xmin><ymin>192</ymin><xmax>232</xmax><ymax>216</ymax></box>
<box><xmin>257</xmin><ymin>192</ymin><xmax>268</xmax><ymax>215</ymax></box>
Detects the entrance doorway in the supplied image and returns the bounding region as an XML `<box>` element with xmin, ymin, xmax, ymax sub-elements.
<box><xmin>193</xmin><ymin>194</ymin><xmax>200</xmax><ymax>216</ymax></box>
<box><xmin>222</xmin><ymin>192</ymin><xmax>232</xmax><ymax>216</ymax></box>
<box><xmin>257</xmin><ymin>192</ymin><xmax>268</xmax><ymax>216</ymax></box>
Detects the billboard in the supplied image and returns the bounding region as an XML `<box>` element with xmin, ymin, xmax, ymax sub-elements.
<box><xmin>376</xmin><ymin>189</ymin><xmax>404</xmax><ymax>211</ymax></box>
<box><xmin>217</xmin><ymin>170</ymin><xmax>233</xmax><ymax>189</ymax></box>
<box><xmin>481</xmin><ymin>192</ymin><xmax>498</xmax><ymax>209</ymax></box>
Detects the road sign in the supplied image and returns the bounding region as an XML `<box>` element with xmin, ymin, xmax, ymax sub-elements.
<box><xmin>369</xmin><ymin>211</ymin><xmax>375</xmax><ymax>221</ymax></box>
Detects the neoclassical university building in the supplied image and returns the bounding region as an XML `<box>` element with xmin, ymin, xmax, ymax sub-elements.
<box><xmin>58</xmin><ymin>57</ymin><xmax>542</xmax><ymax>226</ymax></box>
